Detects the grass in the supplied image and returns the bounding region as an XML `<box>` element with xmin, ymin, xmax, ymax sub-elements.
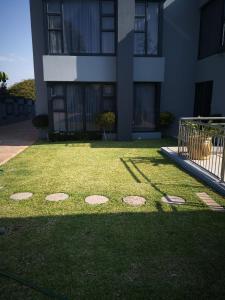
<box><xmin>0</xmin><ymin>139</ymin><xmax>225</xmax><ymax>299</ymax></box>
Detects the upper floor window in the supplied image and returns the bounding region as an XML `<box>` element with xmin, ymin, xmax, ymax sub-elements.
<box><xmin>199</xmin><ymin>0</ymin><xmax>225</xmax><ymax>59</ymax></box>
<box><xmin>134</xmin><ymin>0</ymin><xmax>160</xmax><ymax>56</ymax></box>
<box><xmin>46</xmin><ymin>0</ymin><xmax>116</xmax><ymax>55</ymax></box>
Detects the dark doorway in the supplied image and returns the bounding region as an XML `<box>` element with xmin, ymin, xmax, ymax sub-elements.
<box><xmin>194</xmin><ymin>81</ymin><xmax>213</xmax><ymax>117</ymax></box>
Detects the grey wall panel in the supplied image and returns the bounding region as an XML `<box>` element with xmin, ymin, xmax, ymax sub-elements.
<box><xmin>43</xmin><ymin>56</ymin><xmax>116</xmax><ymax>82</ymax></box>
<box><xmin>117</xmin><ymin>0</ymin><xmax>135</xmax><ymax>140</ymax></box>
<box><xmin>161</xmin><ymin>0</ymin><xmax>199</xmax><ymax>134</ymax></box>
<box><xmin>30</xmin><ymin>0</ymin><xmax>48</xmax><ymax>115</ymax></box>
<box><xmin>134</xmin><ymin>57</ymin><xmax>165</xmax><ymax>82</ymax></box>
<box><xmin>196</xmin><ymin>54</ymin><xmax>225</xmax><ymax>116</ymax></box>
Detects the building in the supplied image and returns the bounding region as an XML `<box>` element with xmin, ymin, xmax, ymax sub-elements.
<box><xmin>30</xmin><ymin>0</ymin><xmax>225</xmax><ymax>140</ymax></box>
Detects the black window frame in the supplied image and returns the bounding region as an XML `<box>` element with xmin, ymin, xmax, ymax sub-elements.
<box><xmin>198</xmin><ymin>0</ymin><xmax>225</xmax><ymax>60</ymax></box>
<box><xmin>49</xmin><ymin>84</ymin><xmax>68</xmax><ymax>131</ymax></box>
<box><xmin>44</xmin><ymin>0</ymin><xmax>117</xmax><ymax>56</ymax></box>
<box><xmin>133</xmin><ymin>82</ymin><xmax>160</xmax><ymax>132</ymax></box>
<box><xmin>48</xmin><ymin>82</ymin><xmax>117</xmax><ymax>133</ymax></box>
<box><xmin>134</xmin><ymin>0</ymin><xmax>162</xmax><ymax>57</ymax></box>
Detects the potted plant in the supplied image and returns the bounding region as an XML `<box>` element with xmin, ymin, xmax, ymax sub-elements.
<box><xmin>184</xmin><ymin>121</ymin><xmax>214</xmax><ymax>160</ymax></box>
<box><xmin>95</xmin><ymin>112</ymin><xmax>116</xmax><ymax>140</ymax></box>
<box><xmin>159</xmin><ymin>111</ymin><xmax>175</xmax><ymax>136</ymax></box>
<box><xmin>32</xmin><ymin>114</ymin><xmax>49</xmax><ymax>140</ymax></box>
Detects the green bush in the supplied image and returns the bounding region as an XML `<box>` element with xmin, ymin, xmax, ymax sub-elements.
<box><xmin>95</xmin><ymin>112</ymin><xmax>116</xmax><ymax>131</ymax></box>
<box><xmin>0</xmin><ymin>71</ymin><xmax>8</xmax><ymax>95</ymax></box>
<box><xmin>159</xmin><ymin>112</ymin><xmax>175</xmax><ymax>128</ymax></box>
<box><xmin>32</xmin><ymin>115</ymin><xmax>49</xmax><ymax>129</ymax></box>
<box><xmin>9</xmin><ymin>79</ymin><xmax>35</xmax><ymax>100</ymax></box>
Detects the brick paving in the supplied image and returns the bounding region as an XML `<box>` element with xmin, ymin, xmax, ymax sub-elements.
<box><xmin>196</xmin><ymin>192</ymin><xmax>225</xmax><ymax>212</ymax></box>
<box><xmin>0</xmin><ymin>120</ymin><xmax>38</xmax><ymax>166</ymax></box>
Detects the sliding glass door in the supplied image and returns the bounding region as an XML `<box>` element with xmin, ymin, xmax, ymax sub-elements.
<box><xmin>49</xmin><ymin>83</ymin><xmax>115</xmax><ymax>132</ymax></box>
<box><xmin>133</xmin><ymin>83</ymin><xmax>157</xmax><ymax>131</ymax></box>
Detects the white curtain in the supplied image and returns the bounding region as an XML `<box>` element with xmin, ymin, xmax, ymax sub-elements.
<box><xmin>63</xmin><ymin>0</ymin><xmax>100</xmax><ymax>54</ymax></box>
<box><xmin>147</xmin><ymin>2</ymin><xmax>159</xmax><ymax>55</ymax></box>
<box><xmin>67</xmin><ymin>84</ymin><xmax>84</xmax><ymax>131</ymax></box>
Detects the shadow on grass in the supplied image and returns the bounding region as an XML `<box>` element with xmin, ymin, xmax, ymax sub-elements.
<box><xmin>34</xmin><ymin>138</ymin><xmax>177</xmax><ymax>149</ymax></box>
<box><xmin>1</xmin><ymin>211</ymin><xmax>225</xmax><ymax>299</ymax></box>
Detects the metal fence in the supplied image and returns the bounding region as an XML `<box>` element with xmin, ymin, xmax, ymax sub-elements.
<box><xmin>178</xmin><ymin>117</ymin><xmax>225</xmax><ymax>182</ymax></box>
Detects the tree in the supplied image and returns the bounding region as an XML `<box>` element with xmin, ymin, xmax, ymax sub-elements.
<box><xmin>9</xmin><ymin>79</ymin><xmax>35</xmax><ymax>100</ymax></box>
<box><xmin>0</xmin><ymin>72</ymin><xmax>9</xmax><ymax>95</ymax></box>
<box><xmin>95</xmin><ymin>112</ymin><xmax>116</xmax><ymax>140</ymax></box>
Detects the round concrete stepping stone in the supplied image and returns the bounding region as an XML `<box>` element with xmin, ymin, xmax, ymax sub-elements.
<box><xmin>46</xmin><ymin>193</ymin><xmax>69</xmax><ymax>202</ymax></box>
<box><xmin>161</xmin><ymin>195</ymin><xmax>185</xmax><ymax>205</ymax></box>
<box><xmin>123</xmin><ymin>196</ymin><xmax>146</xmax><ymax>206</ymax></box>
<box><xmin>85</xmin><ymin>195</ymin><xmax>109</xmax><ymax>205</ymax></box>
<box><xmin>10</xmin><ymin>192</ymin><xmax>33</xmax><ymax>201</ymax></box>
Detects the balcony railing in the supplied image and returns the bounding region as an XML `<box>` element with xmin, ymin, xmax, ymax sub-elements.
<box><xmin>178</xmin><ymin>117</ymin><xmax>225</xmax><ymax>182</ymax></box>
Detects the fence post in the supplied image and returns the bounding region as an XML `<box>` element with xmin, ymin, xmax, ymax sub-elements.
<box><xmin>221</xmin><ymin>137</ymin><xmax>225</xmax><ymax>182</ymax></box>
<box><xmin>178</xmin><ymin>119</ymin><xmax>182</xmax><ymax>154</ymax></box>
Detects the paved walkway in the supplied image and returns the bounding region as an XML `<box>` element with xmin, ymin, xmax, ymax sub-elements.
<box><xmin>0</xmin><ymin>120</ymin><xmax>38</xmax><ymax>166</ymax></box>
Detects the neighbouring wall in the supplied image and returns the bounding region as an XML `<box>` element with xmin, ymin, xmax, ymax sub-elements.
<box><xmin>0</xmin><ymin>96</ymin><xmax>35</xmax><ymax>126</ymax></box>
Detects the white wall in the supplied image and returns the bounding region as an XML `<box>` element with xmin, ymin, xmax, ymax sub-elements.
<box><xmin>43</xmin><ymin>56</ymin><xmax>116</xmax><ymax>82</ymax></box>
<box><xmin>43</xmin><ymin>55</ymin><xmax>165</xmax><ymax>83</ymax></box>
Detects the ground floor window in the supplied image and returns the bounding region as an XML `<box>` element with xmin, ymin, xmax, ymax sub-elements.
<box><xmin>48</xmin><ymin>83</ymin><xmax>116</xmax><ymax>132</ymax></box>
<box><xmin>133</xmin><ymin>83</ymin><xmax>158</xmax><ymax>131</ymax></box>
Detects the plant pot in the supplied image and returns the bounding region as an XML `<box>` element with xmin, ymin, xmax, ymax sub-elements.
<box><xmin>187</xmin><ymin>135</ymin><xmax>212</xmax><ymax>160</ymax></box>
<box><xmin>101</xmin><ymin>132</ymin><xmax>116</xmax><ymax>141</ymax></box>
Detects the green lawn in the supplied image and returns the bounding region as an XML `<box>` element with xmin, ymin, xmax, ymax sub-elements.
<box><xmin>0</xmin><ymin>139</ymin><xmax>225</xmax><ymax>299</ymax></box>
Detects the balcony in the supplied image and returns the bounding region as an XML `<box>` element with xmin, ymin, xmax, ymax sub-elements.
<box><xmin>161</xmin><ymin>117</ymin><xmax>225</xmax><ymax>196</ymax></box>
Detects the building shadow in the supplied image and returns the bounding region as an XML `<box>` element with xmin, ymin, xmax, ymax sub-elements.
<box><xmin>1</xmin><ymin>211</ymin><xmax>225</xmax><ymax>299</ymax></box>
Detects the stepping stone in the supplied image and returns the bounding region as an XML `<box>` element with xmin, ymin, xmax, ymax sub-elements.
<box><xmin>196</xmin><ymin>193</ymin><xmax>225</xmax><ymax>212</ymax></box>
<box><xmin>85</xmin><ymin>195</ymin><xmax>109</xmax><ymax>205</ymax></box>
<box><xmin>10</xmin><ymin>192</ymin><xmax>33</xmax><ymax>201</ymax></box>
<box><xmin>123</xmin><ymin>196</ymin><xmax>146</xmax><ymax>206</ymax></box>
<box><xmin>46</xmin><ymin>193</ymin><xmax>69</xmax><ymax>202</ymax></box>
<box><xmin>161</xmin><ymin>195</ymin><xmax>185</xmax><ymax>205</ymax></box>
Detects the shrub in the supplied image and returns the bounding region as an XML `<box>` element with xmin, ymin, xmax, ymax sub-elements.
<box><xmin>159</xmin><ymin>112</ymin><xmax>175</xmax><ymax>128</ymax></box>
<box><xmin>95</xmin><ymin>112</ymin><xmax>116</xmax><ymax>131</ymax></box>
<box><xmin>9</xmin><ymin>79</ymin><xmax>35</xmax><ymax>100</ymax></box>
<box><xmin>0</xmin><ymin>72</ymin><xmax>8</xmax><ymax>95</ymax></box>
<box><xmin>32</xmin><ymin>115</ymin><xmax>49</xmax><ymax>129</ymax></box>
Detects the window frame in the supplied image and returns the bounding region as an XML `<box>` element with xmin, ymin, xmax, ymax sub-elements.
<box><xmin>133</xmin><ymin>82</ymin><xmax>160</xmax><ymax>132</ymax></box>
<box><xmin>134</xmin><ymin>0</ymin><xmax>162</xmax><ymax>57</ymax></box>
<box><xmin>198</xmin><ymin>0</ymin><xmax>225</xmax><ymax>60</ymax></box>
<box><xmin>48</xmin><ymin>82</ymin><xmax>117</xmax><ymax>133</ymax></box>
<box><xmin>44</xmin><ymin>0</ymin><xmax>117</xmax><ymax>56</ymax></box>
